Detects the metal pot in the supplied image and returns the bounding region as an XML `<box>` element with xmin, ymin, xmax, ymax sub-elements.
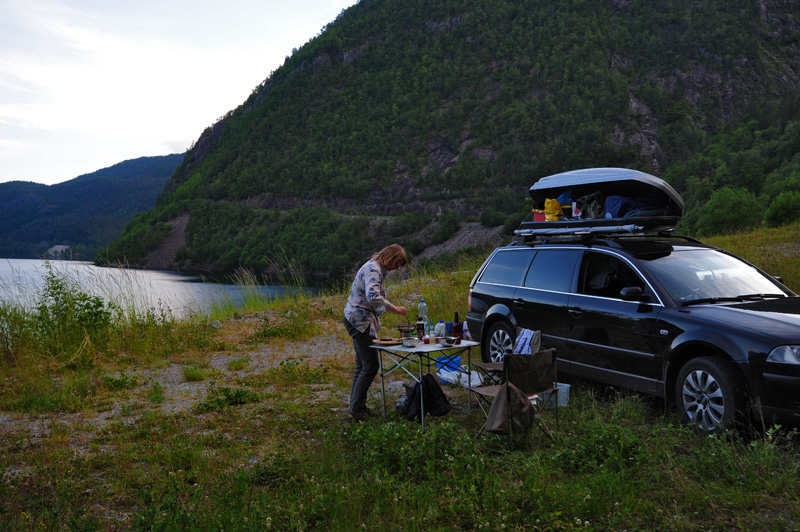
<box><xmin>440</xmin><ymin>336</ymin><xmax>458</xmax><ymax>347</ymax></box>
<box><xmin>402</xmin><ymin>337</ymin><xmax>420</xmax><ymax>348</ymax></box>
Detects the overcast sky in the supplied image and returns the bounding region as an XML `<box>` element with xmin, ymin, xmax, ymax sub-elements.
<box><xmin>0</xmin><ymin>0</ymin><xmax>356</xmax><ymax>185</ymax></box>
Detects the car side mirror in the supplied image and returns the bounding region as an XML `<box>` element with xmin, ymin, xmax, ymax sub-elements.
<box><xmin>620</xmin><ymin>286</ymin><xmax>648</xmax><ymax>302</ymax></box>
<box><xmin>773</xmin><ymin>275</ymin><xmax>785</xmax><ymax>284</ymax></box>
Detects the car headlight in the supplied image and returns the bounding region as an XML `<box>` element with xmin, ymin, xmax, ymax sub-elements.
<box><xmin>767</xmin><ymin>346</ymin><xmax>800</xmax><ymax>365</ymax></box>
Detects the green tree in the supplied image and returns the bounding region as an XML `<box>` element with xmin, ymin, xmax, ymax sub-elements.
<box><xmin>695</xmin><ymin>187</ymin><xmax>762</xmax><ymax>236</ymax></box>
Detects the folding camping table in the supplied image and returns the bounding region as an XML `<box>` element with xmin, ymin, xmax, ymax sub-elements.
<box><xmin>371</xmin><ymin>340</ymin><xmax>479</xmax><ymax>429</ymax></box>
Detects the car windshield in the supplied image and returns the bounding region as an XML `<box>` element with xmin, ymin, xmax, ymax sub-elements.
<box><xmin>642</xmin><ymin>248</ymin><xmax>786</xmax><ymax>304</ymax></box>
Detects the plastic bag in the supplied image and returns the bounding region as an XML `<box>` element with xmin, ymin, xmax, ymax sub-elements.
<box><xmin>438</xmin><ymin>366</ymin><xmax>483</xmax><ymax>387</ymax></box>
<box><xmin>544</xmin><ymin>198</ymin><xmax>563</xmax><ymax>221</ymax></box>
<box><xmin>437</xmin><ymin>367</ymin><xmax>461</xmax><ymax>385</ymax></box>
<box><xmin>458</xmin><ymin>368</ymin><xmax>483</xmax><ymax>387</ymax></box>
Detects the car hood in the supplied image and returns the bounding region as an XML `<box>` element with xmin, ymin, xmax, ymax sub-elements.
<box><xmin>687</xmin><ymin>298</ymin><xmax>800</xmax><ymax>341</ymax></box>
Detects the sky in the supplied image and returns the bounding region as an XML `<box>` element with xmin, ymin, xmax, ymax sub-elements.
<box><xmin>0</xmin><ymin>0</ymin><xmax>357</xmax><ymax>185</ymax></box>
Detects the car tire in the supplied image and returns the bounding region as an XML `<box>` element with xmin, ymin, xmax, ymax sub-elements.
<box><xmin>675</xmin><ymin>356</ymin><xmax>743</xmax><ymax>434</ymax></box>
<box><xmin>482</xmin><ymin>321</ymin><xmax>515</xmax><ymax>363</ymax></box>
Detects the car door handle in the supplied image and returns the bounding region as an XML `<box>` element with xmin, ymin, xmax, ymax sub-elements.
<box><xmin>569</xmin><ymin>307</ymin><xmax>582</xmax><ymax>318</ymax></box>
<box><xmin>513</xmin><ymin>298</ymin><xmax>525</xmax><ymax>308</ymax></box>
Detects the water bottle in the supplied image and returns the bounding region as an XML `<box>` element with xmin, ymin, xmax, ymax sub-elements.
<box><xmin>417</xmin><ymin>299</ymin><xmax>428</xmax><ymax>324</ymax></box>
<box><xmin>434</xmin><ymin>320</ymin><xmax>446</xmax><ymax>337</ymax></box>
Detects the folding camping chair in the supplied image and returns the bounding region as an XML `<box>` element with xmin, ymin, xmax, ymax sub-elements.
<box><xmin>470</xmin><ymin>348</ymin><xmax>559</xmax><ymax>440</ymax></box>
<box><xmin>473</xmin><ymin>329</ymin><xmax>542</xmax><ymax>385</ymax></box>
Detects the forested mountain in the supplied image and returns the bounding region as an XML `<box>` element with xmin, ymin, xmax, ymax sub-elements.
<box><xmin>100</xmin><ymin>0</ymin><xmax>800</xmax><ymax>278</ymax></box>
<box><xmin>0</xmin><ymin>154</ymin><xmax>184</xmax><ymax>259</ymax></box>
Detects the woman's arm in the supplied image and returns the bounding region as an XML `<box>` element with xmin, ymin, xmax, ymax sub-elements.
<box><xmin>388</xmin><ymin>303</ymin><xmax>407</xmax><ymax>317</ymax></box>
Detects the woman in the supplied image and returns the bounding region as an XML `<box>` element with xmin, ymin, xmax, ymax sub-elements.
<box><xmin>343</xmin><ymin>244</ymin><xmax>408</xmax><ymax>420</ymax></box>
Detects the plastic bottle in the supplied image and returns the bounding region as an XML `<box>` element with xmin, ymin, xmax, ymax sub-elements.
<box><xmin>434</xmin><ymin>320</ymin><xmax>446</xmax><ymax>337</ymax></box>
<box><xmin>417</xmin><ymin>299</ymin><xmax>428</xmax><ymax>324</ymax></box>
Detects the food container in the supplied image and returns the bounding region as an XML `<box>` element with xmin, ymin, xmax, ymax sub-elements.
<box><xmin>440</xmin><ymin>336</ymin><xmax>458</xmax><ymax>347</ymax></box>
<box><xmin>402</xmin><ymin>337</ymin><xmax>420</xmax><ymax>348</ymax></box>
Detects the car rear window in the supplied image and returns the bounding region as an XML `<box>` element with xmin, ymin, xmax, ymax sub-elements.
<box><xmin>478</xmin><ymin>249</ymin><xmax>536</xmax><ymax>286</ymax></box>
<box><xmin>523</xmin><ymin>249</ymin><xmax>581</xmax><ymax>292</ymax></box>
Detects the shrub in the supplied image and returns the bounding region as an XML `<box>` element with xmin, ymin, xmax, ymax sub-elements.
<box><xmin>695</xmin><ymin>186</ymin><xmax>762</xmax><ymax>236</ymax></box>
<box><xmin>765</xmin><ymin>190</ymin><xmax>800</xmax><ymax>227</ymax></box>
<box><xmin>391</xmin><ymin>212</ymin><xmax>433</xmax><ymax>237</ymax></box>
<box><xmin>33</xmin><ymin>263</ymin><xmax>117</xmax><ymax>359</ymax></box>
<box><xmin>432</xmin><ymin>210</ymin><xmax>461</xmax><ymax>244</ymax></box>
<box><xmin>480</xmin><ymin>207</ymin><xmax>506</xmax><ymax>227</ymax></box>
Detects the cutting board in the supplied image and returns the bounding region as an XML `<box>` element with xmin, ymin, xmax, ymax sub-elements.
<box><xmin>373</xmin><ymin>338</ymin><xmax>403</xmax><ymax>346</ymax></box>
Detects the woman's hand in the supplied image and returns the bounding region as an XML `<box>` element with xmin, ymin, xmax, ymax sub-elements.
<box><xmin>390</xmin><ymin>304</ymin><xmax>407</xmax><ymax>317</ymax></box>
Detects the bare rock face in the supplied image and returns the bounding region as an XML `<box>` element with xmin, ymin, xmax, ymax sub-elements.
<box><xmin>611</xmin><ymin>94</ymin><xmax>665</xmax><ymax>175</ymax></box>
<box><xmin>145</xmin><ymin>214</ymin><xmax>189</xmax><ymax>270</ymax></box>
<box><xmin>417</xmin><ymin>222</ymin><xmax>506</xmax><ymax>260</ymax></box>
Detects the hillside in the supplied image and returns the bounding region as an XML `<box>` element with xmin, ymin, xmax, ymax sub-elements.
<box><xmin>0</xmin><ymin>154</ymin><xmax>184</xmax><ymax>259</ymax></box>
<box><xmin>100</xmin><ymin>0</ymin><xmax>800</xmax><ymax>278</ymax></box>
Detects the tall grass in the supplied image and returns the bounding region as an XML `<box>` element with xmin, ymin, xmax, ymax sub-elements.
<box><xmin>205</xmin><ymin>254</ymin><xmax>311</xmax><ymax>321</ymax></box>
<box><xmin>704</xmin><ymin>220</ymin><xmax>800</xmax><ymax>292</ymax></box>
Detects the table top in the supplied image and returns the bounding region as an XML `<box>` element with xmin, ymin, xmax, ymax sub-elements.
<box><xmin>371</xmin><ymin>340</ymin><xmax>479</xmax><ymax>354</ymax></box>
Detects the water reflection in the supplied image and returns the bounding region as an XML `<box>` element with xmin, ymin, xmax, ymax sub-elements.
<box><xmin>0</xmin><ymin>259</ymin><xmax>306</xmax><ymax>318</ymax></box>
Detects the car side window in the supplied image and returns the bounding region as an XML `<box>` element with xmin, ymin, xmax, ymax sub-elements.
<box><xmin>523</xmin><ymin>249</ymin><xmax>581</xmax><ymax>292</ymax></box>
<box><xmin>479</xmin><ymin>249</ymin><xmax>536</xmax><ymax>286</ymax></box>
<box><xmin>579</xmin><ymin>252</ymin><xmax>644</xmax><ymax>299</ymax></box>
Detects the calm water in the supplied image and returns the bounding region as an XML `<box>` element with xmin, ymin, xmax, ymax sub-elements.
<box><xmin>0</xmin><ymin>258</ymin><xmax>303</xmax><ymax>318</ymax></box>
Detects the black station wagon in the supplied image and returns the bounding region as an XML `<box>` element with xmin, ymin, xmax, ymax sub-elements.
<box><xmin>467</xmin><ymin>168</ymin><xmax>800</xmax><ymax>433</ymax></box>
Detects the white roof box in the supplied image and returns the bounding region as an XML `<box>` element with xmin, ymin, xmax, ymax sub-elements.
<box><xmin>516</xmin><ymin>167</ymin><xmax>684</xmax><ymax>236</ymax></box>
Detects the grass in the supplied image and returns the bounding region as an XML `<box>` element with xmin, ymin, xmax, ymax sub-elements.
<box><xmin>703</xmin><ymin>221</ymin><xmax>800</xmax><ymax>292</ymax></box>
<box><xmin>1</xmin><ymin>242</ymin><xmax>800</xmax><ymax>530</ymax></box>
<box><xmin>182</xmin><ymin>364</ymin><xmax>209</xmax><ymax>382</ymax></box>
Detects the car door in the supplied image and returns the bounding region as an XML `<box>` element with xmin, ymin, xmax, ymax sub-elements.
<box><xmin>512</xmin><ymin>248</ymin><xmax>581</xmax><ymax>363</ymax></box>
<box><xmin>565</xmin><ymin>250</ymin><xmax>665</xmax><ymax>394</ymax></box>
<box><xmin>468</xmin><ymin>248</ymin><xmax>537</xmax><ymax>340</ymax></box>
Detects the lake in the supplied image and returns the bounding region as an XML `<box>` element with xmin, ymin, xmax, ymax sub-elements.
<box><xmin>0</xmin><ymin>258</ymin><xmax>306</xmax><ymax>318</ymax></box>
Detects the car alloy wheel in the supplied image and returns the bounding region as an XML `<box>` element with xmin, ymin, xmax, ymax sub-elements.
<box><xmin>676</xmin><ymin>356</ymin><xmax>741</xmax><ymax>433</ymax></box>
<box><xmin>484</xmin><ymin>321</ymin><xmax>515</xmax><ymax>363</ymax></box>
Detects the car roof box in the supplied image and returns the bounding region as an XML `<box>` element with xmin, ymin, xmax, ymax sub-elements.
<box><xmin>516</xmin><ymin>167</ymin><xmax>684</xmax><ymax>237</ymax></box>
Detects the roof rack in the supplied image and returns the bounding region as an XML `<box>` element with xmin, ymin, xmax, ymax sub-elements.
<box><xmin>510</xmin><ymin>228</ymin><xmax>702</xmax><ymax>246</ymax></box>
<box><xmin>512</xmin><ymin>224</ymin><xmax>644</xmax><ymax>238</ymax></box>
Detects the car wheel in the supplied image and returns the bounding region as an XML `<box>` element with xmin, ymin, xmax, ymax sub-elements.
<box><xmin>482</xmin><ymin>321</ymin><xmax>515</xmax><ymax>363</ymax></box>
<box><xmin>676</xmin><ymin>356</ymin><xmax>743</xmax><ymax>434</ymax></box>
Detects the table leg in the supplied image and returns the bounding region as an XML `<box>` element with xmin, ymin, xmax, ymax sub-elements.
<box><xmin>467</xmin><ymin>347</ymin><xmax>472</xmax><ymax>413</ymax></box>
<box><xmin>419</xmin><ymin>355</ymin><xmax>426</xmax><ymax>430</ymax></box>
<box><xmin>378</xmin><ymin>349</ymin><xmax>387</xmax><ymax>420</ymax></box>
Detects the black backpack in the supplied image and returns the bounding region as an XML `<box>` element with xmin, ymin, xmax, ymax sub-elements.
<box><xmin>404</xmin><ymin>374</ymin><xmax>452</xmax><ymax>422</ymax></box>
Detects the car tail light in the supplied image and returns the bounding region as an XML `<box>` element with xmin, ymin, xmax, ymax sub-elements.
<box><xmin>468</xmin><ymin>289</ymin><xmax>473</xmax><ymax>312</ymax></box>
